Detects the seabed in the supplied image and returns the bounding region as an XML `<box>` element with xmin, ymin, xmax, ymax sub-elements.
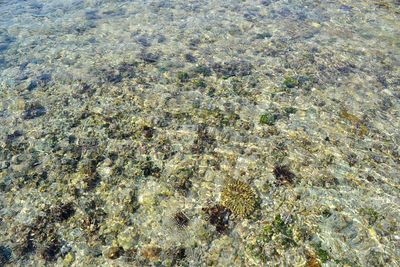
<box><xmin>0</xmin><ymin>1</ymin><xmax>399</xmax><ymax>266</ymax></box>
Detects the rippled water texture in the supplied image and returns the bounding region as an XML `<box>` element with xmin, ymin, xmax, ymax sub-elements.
<box><xmin>0</xmin><ymin>0</ymin><xmax>399</xmax><ymax>266</ymax></box>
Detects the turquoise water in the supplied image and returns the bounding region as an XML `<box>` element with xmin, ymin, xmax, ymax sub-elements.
<box><xmin>0</xmin><ymin>1</ymin><xmax>399</xmax><ymax>266</ymax></box>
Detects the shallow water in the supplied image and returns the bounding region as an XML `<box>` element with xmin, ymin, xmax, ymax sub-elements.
<box><xmin>0</xmin><ymin>0</ymin><xmax>399</xmax><ymax>266</ymax></box>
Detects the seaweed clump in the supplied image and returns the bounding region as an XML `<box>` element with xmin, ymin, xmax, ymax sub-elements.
<box><xmin>176</xmin><ymin>71</ymin><xmax>190</xmax><ymax>82</ymax></box>
<box><xmin>174</xmin><ymin>211</ymin><xmax>189</xmax><ymax>228</ymax></box>
<box><xmin>40</xmin><ymin>236</ymin><xmax>61</xmax><ymax>262</ymax></box>
<box><xmin>220</xmin><ymin>179</ymin><xmax>257</xmax><ymax>218</ymax></box>
<box><xmin>49</xmin><ymin>202</ymin><xmax>75</xmax><ymax>222</ymax></box>
<box><xmin>260</xmin><ymin>112</ymin><xmax>278</xmax><ymax>126</ymax></box>
<box><xmin>263</xmin><ymin>214</ymin><xmax>295</xmax><ymax>246</ymax></box>
<box><xmin>283</xmin><ymin>76</ymin><xmax>298</xmax><ymax>88</ymax></box>
<box><xmin>22</xmin><ymin>102</ymin><xmax>47</xmax><ymax>120</ymax></box>
<box><xmin>203</xmin><ymin>204</ymin><xmax>231</xmax><ymax>233</ymax></box>
<box><xmin>12</xmin><ymin>202</ymin><xmax>75</xmax><ymax>261</ymax></box>
<box><xmin>273</xmin><ymin>165</ymin><xmax>295</xmax><ymax>185</ymax></box>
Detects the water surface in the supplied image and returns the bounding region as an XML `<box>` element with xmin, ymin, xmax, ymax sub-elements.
<box><xmin>0</xmin><ymin>0</ymin><xmax>399</xmax><ymax>266</ymax></box>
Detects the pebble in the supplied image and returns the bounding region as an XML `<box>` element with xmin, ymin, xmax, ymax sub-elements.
<box><xmin>0</xmin><ymin>161</ymin><xmax>10</xmax><ymax>170</ymax></box>
<box><xmin>103</xmin><ymin>246</ymin><xmax>122</xmax><ymax>260</ymax></box>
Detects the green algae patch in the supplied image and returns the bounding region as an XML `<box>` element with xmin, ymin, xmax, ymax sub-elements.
<box><xmin>311</xmin><ymin>242</ymin><xmax>331</xmax><ymax>263</ymax></box>
<box><xmin>359</xmin><ymin>207</ymin><xmax>383</xmax><ymax>225</ymax></box>
<box><xmin>339</xmin><ymin>109</ymin><xmax>369</xmax><ymax>137</ymax></box>
<box><xmin>192</xmin><ymin>79</ymin><xmax>207</xmax><ymax>88</ymax></box>
<box><xmin>283</xmin><ymin>76</ymin><xmax>298</xmax><ymax>88</ymax></box>
<box><xmin>192</xmin><ymin>65</ymin><xmax>212</xmax><ymax>76</ymax></box>
<box><xmin>284</xmin><ymin>106</ymin><xmax>297</xmax><ymax>115</ymax></box>
<box><xmin>260</xmin><ymin>112</ymin><xmax>277</xmax><ymax>126</ymax></box>
<box><xmin>176</xmin><ymin>71</ymin><xmax>190</xmax><ymax>82</ymax></box>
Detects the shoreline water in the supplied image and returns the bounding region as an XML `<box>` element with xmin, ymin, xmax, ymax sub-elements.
<box><xmin>0</xmin><ymin>1</ymin><xmax>399</xmax><ymax>266</ymax></box>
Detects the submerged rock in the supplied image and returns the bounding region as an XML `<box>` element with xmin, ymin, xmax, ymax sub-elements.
<box><xmin>0</xmin><ymin>245</ymin><xmax>12</xmax><ymax>266</ymax></box>
<box><xmin>212</xmin><ymin>60</ymin><xmax>252</xmax><ymax>78</ymax></box>
<box><xmin>138</xmin><ymin>52</ymin><xmax>160</xmax><ymax>63</ymax></box>
<box><xmin>22</xmin><ymin>102</ymin><xmax>46</xmax><ymax>120</ymax></box>
<box><xmin>103</xmin><ymin>246</ymin><xmax>122</xmax><ymax>260</ymax></box>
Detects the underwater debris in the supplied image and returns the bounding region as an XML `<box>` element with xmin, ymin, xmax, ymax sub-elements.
<box><xmin>203</xmin><ymin>204</ymin><xmax>231</xmax><ymax>234</ymax></box>
<box><xmin>220</xmin><ymin>179</ymin><xmax>257</xmax><ymax>218</ymax></box>
<box><xmin>273</xmin><ymin>165</ymin><xmax>295</xmax><ymax>185</ymax></box>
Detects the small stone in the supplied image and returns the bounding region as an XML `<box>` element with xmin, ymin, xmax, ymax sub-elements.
<box><xmin>138</xmin><ymin>52</ymin><xmax>159</xmax><ymax>63</ymax></box>
<box><xmin>103</xmin><ymin>246</ymin><xmax>122</xmax><ymax>260</ymax></box>
<box><xmin>117</xmin><ymin>227</ymin><xmax>138</xmax><ymax>251</ymax></box>
<box><xmin>184</xmin><ymin>53</ymin><xmax>197</xmax><ymax>62</ymax></box>
<box><xmin>15</xmin><ymin>98</ymin><xmax>26</xmax><ymax>111</ymax></box>
<box><xmin>141</xmin><ymin>246</ymin><xmax>161</xmax><ymax>261</ymax></box>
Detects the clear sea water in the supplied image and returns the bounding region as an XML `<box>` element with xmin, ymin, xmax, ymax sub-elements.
<box><xmin>0</xmin><ymin>1</ymin><xmax>399</xmax><ymax>266</ymax></box>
